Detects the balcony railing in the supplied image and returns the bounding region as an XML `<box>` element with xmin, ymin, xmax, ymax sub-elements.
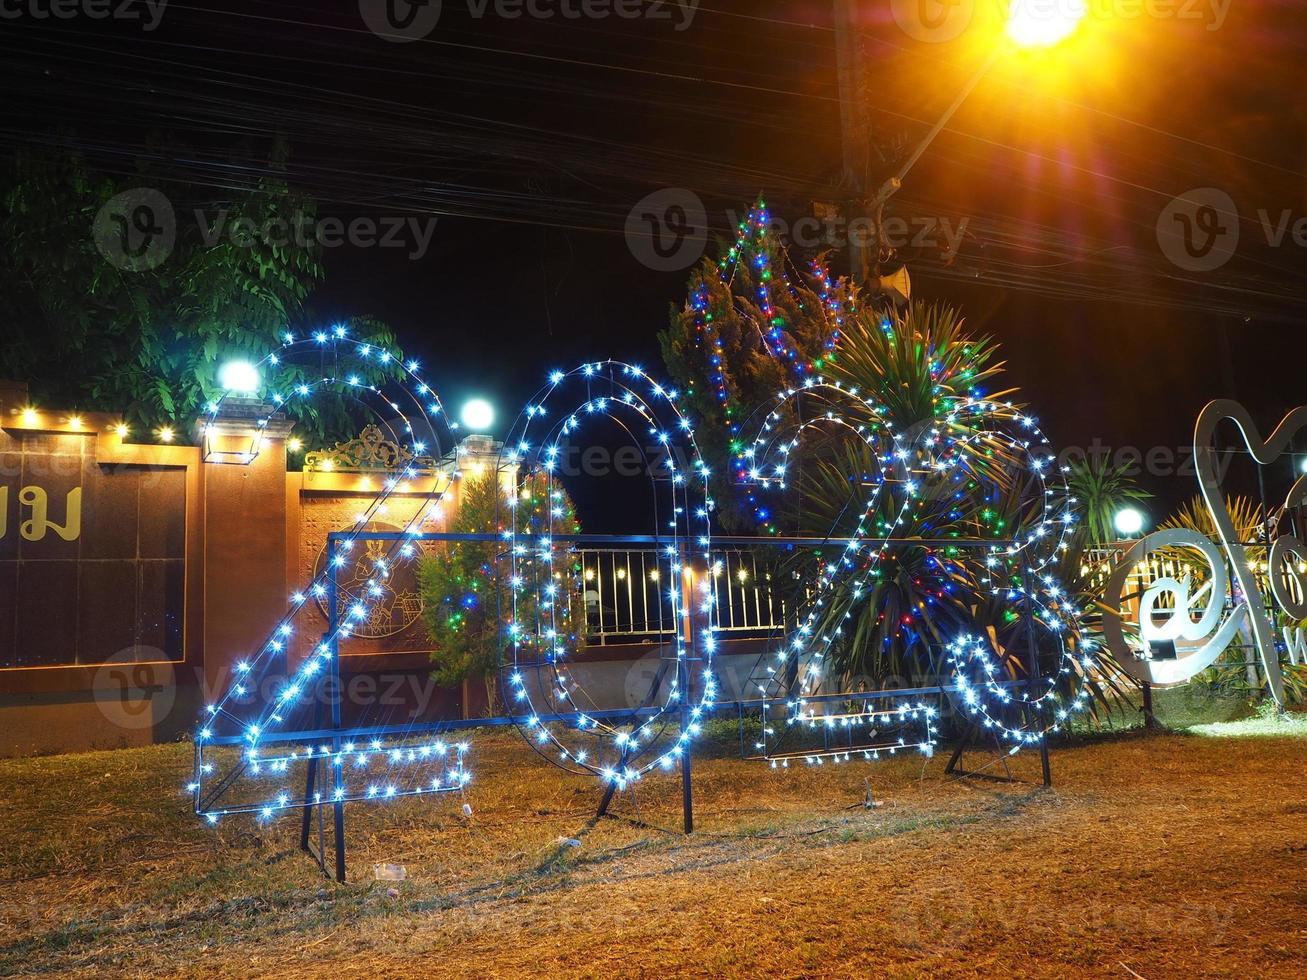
<box><xmin>577</xmin><ymin>548</ymin><xmax>789</xmax><ymax>643</ymax></box>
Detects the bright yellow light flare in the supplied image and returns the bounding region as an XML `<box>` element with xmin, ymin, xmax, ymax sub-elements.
<box><xmin>68</xmin><ymin>415</ymin><xmax>83</xmax><ymax>430</ymax></box>
<box><xmin>287</xmin><ymin>437</ymin><xmax>303</xmax><ymax>453</ymax></box>
<box><xmin>157</xmin><ymin>426</ymin><xmax>175</xmax><ymax>443</ymax></box>
<box><xmin>21</xmin><ymin>407</ymin><xmax>39</xmax><ymax>425</ymax></box>
<box><xmin>1005</xmin><ymin>0</ymin><xmax>1086</xmax><ymax>48</ymax></box>
<box><xmin>115</xmin><ymin>423</ymin><xmax>129</xmax><ymax>438</ymax></box>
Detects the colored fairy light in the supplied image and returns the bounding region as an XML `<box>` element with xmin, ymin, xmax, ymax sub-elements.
<box><xmin>735</xmin><ymin>376</ymin><xmax>1089</xmax><ymax>762</ymax></box>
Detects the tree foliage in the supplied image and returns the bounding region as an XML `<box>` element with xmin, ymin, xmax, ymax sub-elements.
<box><xmin>658</xmin><ymin>201</ymin><xmax>859</xmax><ymax>531</ymax></box>
<box><xmin>1067</xmin><ymin>459</ymin><xmax>1151</xmax><ymax>546</ymax></box>
<box><xmin>0</xmin><ymin>142</ymin><xmax>400</xmax><ymax>446</ymax></box>
<box><xmin>418</xmin><ymin>472</ymin><xmax>583</xmax><ymax>709</ymax></box>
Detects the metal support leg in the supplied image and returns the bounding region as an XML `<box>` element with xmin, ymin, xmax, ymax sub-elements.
<box><xmin>327</xmin><ymin>534</ymin><xmax>347</xmax><ymax>883</ymax></box>
<box><xmin>679</xmin><ymin>654</ymin><xmax>693</xmax><ymax>834</ymax></box>
<box><xmin>1020</xmin><ymin>556</ymin><xmax>1052</xmax><ymax>788</ymax></box>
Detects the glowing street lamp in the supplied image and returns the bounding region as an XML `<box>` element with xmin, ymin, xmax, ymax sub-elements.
<box><xmin>460</xmin><ymin>398</ymin><xmax>495</xmax><ymax>432</ymax></box>
<box><xmin>218</xmin><ymin>359</ymin><xmax>261</xmax><ymax>394</ymax></box>
<box><xmin>1114</xmin><ymin>506</ymin><xmax>1147</xmax><ymax>538</ymax></box>
<box><xmin>1006</xmin><ymin>0</ymin><xmax>1088</xmax><ymax>49</ymax></box>
<box><xmin>873</xmin><ymin>2</ymin><xmax>1088</xmax><ymax>212</ymax></box>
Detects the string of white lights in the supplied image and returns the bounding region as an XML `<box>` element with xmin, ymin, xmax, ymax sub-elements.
<box><xmin>735</xmin><ymin>375</ymin><xmax>1094</xmax><ymax>760</ymax></box>
<box><xmin>190</xmin><ymin>329</ymin><xmax>474</xmax><ymax>824</ymax></box>
<box><xmin>499</xmin><ymin>361</ymin><xmax>718</xmax><ymax>786</ymax></box>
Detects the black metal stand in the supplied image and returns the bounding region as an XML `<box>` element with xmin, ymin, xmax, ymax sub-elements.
<box><xmin>298</xmin><ymin>542</ymin><xmax>347</xmax><ymax>883</ymax></box>
<box><xmin>943</xmin><ymin>710</ymin><xmax>1051</xmax><ymax>787</ymax></box>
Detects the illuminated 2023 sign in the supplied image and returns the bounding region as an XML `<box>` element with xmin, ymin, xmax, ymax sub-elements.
<box><xmin>1103</xmin><ymin>400</ymin><xmax>1307</xmax><ymax>704</ymax></box>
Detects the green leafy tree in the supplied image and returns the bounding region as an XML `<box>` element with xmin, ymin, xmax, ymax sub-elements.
<box><xmin>418</xmin><ymin>472</ymin><xmax>582</xmax><ymax>712</ymax></box>
<box><xmin>0</xmin><ymin>143</ymin><xmax>400</xmax><ymax>445</ymax></box>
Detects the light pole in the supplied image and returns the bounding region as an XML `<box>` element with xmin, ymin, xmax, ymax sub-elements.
<box><xmin>866</xmin><ymin>4</ymin><xmax>1090</xmax><ymax>275</ymax></box>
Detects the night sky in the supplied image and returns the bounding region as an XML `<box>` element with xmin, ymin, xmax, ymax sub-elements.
<box><xmin>3</xmin><ymin>0</ymin><xmax>1306</xmax><ymax>513</ymax></box>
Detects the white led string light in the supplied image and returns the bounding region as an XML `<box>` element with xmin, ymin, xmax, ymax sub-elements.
<box><xmin>499</xmin><ymin>362</ymin><xmax>718</xmax><ymax>786</ymax></box>
<box><xmin>735</xmin><ymin>378</ymin><xmax>1093</xmax><ymax>761</ymax></box>
<box><xmin>191</xmin><ymin>329</ymin><xmax>474</xmax><ymax>824</ymax></box>
<box><xmin>737</xmin><ymin>378</ymin><xmax>940</xmax><ymax>764</ymax></box>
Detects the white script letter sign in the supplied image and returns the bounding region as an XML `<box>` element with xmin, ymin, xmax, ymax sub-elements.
<box><xmin>1102</xmin><ymin>400</ymin><xmax>1307</xmax><ymax>705</ymax></box>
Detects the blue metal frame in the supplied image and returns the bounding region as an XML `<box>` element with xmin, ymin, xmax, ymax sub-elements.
<box><xmin>227</xmin><ymin>530</ymin><xmax>1046</xmax><ymax>882</ymax></box>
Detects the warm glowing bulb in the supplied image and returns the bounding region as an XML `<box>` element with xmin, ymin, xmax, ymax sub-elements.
<box><xmin>68</xmin><ymin>415</ymin><xmax>83</xmax><ymax>430</ymax></box>
<box><xmin>1006</xmin><ymin>0</ymin><xmax>1086</xmax><ymax>48</ymax></box>
<box><xmin>21</xmin><ymin>407</ymin><xmax>38</xmax><ymax>425</ymax></box>
<box><xmin>158</xmin><ymin>426</ymin><xmax>175</xmax><ymax>443</ymax></box>
<box><xmin>115</xmin><ymin>423</ymin><xmax>129</xmax><ymax>438</ymax></box>
<box><xmin>287</xmin><ymin>437</ymin><xmax>303</xmax><ymax>453</ymax></box>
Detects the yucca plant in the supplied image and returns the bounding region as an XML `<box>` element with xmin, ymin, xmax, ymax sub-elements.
<box><xmin>824</xmin><ymin>301</ymin><xmax>1011</xmax><ymax>433</ymax></box>
<box><xmin>787</xmin><ymin>441</ymin><xmax>981</xmax><ymax>687</ymax></box>
<box><xmin>781</xmin><ymin>302</ymin><xmax>1041</xmax><ymax>687</ymax></box>
<box><xmin>1067</xmin><ymin>459</ymin><xmax>1152</xmax><ymax>546</ymax></box>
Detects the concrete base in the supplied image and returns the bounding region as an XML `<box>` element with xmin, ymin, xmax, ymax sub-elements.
<box><xmin>0</xmin><ymin>688</ymin><xmax>201</xmax><ymax>758</ymax></box>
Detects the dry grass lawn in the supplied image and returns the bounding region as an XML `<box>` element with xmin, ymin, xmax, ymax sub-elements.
<box><xmin>1</xmin><ymin>726</ymin><xmax>1306</xmax><ymax>978</ymax></box>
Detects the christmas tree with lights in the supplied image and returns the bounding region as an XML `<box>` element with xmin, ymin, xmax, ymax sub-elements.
<box><xmin>419</xmin><ymin>471</ymin><xmax>582</xmax><ymax>711</ymax></box>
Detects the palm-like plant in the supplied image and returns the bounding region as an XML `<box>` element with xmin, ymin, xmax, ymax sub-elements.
<box><xmin>781</xmin><ymin>302</ymin><xmax>1042</xmax><ymax>689</ymax></box>
<box><xmin>824</xmin><ymin>301</ymin><xmax>1010</xmax><ymax>431</ymax></box>
<box><xmin>1068</xmin><ymin>460</ymin><xmax>1151</xmax><ymax>546</ymax></box>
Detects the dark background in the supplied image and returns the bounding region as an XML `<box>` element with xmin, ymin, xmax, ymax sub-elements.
<box><xmin>2</xmin><ymin>0</ymin><xmax>1305</xmax><ymax>518</ymax></box>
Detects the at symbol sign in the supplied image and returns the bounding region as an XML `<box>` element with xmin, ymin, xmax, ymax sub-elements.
<box><xmin>1103</xmin><ymin>400</ymin><xmax>1307</xmax><ymax>705</ymax></box>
